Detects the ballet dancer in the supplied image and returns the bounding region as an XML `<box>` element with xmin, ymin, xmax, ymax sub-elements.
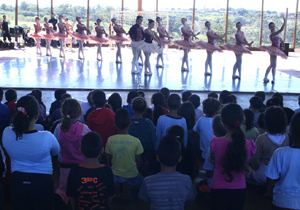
<box><xmin>174</xmin><ymin>18</ymin><xmax>200</xmax><ymax>71</ymax></box>
<box><xmin>53</xmin><ymin>15</ymin><xmax>68</xmax><ymax>58</ymax></box>
<box><xmin>42</xmin><ymin>17</ymin><xmax>55</xmax><ymax>56</ymax></box>
<box><xmin>197</xmin><ymin>21</ymin><xmax>225</xmax><ymax>75</ymax></box>
<box><xmin>109</xmin><ymin>18</ymin><xmax>129</xmax><ymax>63</ymax></box>
<box><xmin>259</xmin><ymin>17</ymin><xmax>287</xmax><ymax>84</ymax></box>
<box><xmin>89</xmin><ymin>19</ymin><xmax>109</xmax><ymax>61</ymax></box>
<box><xmin>156</xmin><ymin>16</ymin><xmax>173</xmax><ymax>68</ymax></box>
<box><xmin>29</xmin><ymin>17</ymin><xmax>43</xmax><ymax>55</ymax></box>
<box><xmin>70</xmin><ymin>16</ymin><xmax>91</xmax><ymax>60</ymax></box>
<box><xmin>138</xmin><ymin>19</ymin><xmax>162</xmax><ymax>75</ymax></box>
<box><xmin>64</xmin><ymin>18</ymin><xmax>73</xmax><ymax>51</ymax></box>
<box><xmin>224</xmin><ymin>22</ymin><xmax>253</xmax><ymax>79</ymax></box>
<box><xmin>129</xmin><ymin>16</ymin><xmax>144</xmax><ymax>73</ymax></box>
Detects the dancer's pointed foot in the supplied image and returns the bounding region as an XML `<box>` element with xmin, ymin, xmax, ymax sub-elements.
<box><xmin>205</xmin><ymin>72</ymin><xmax>212</xmax><ymax>76</ymax></box>
<box><xmin>131</xmin><ymin>70</ymin><xmax>140</xmax><ymax>74</ymax></box>
<box><xmin>46</xmin><ymin>54</ymin><xmax>49</xmax><ymax>56</ymax></box>
<box><xmin>232</xmin><ymin>75</ymin><xmax>239</xmax><ymax>79</ymax></box>
<box><xmin>156</xmin><ymin>64</ymin><xmax>163</xmax><ymax>68</ymax></box>
<box><xmin>139</xmin><ymin>62</ymin><xmax>143</xmax><ymax>66</ymax></box>
<box><xmin>271</xmin><ymin>80</ymin><xmax>275</xmax><ymax>84</ymax></box>
<box><xmin>263</xmin><ymin>78</ymin><xmax>270</xmax><ymax>83</ymax></box>
<box><xmin>145</xmin><ymin>71</ymin><xmax>152</xmax><ymax>76</ymax></box>
<box><xmin>181</xmin><ymin>67</ymin><xmax>189</xmax><ymax>71</ymax></box>
<box><xmin>97</xmin><ymin>58</ymin><xmax>102</xmax><ymax>61</ymax></box>
<box><xmin>116</xmin><ymin>60</ymin><xmax>122</xmax><ymax>63</ymax></box>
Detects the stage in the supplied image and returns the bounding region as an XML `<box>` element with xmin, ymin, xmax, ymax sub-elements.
<box><xmin>1</xmin><ymin>46</ymin><xmax>300</xmax><ymax>93</ymax></box>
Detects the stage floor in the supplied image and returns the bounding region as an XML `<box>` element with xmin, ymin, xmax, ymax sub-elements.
<box><xmin>1</xmin><ymin>47</ymin><xmax>300</xmax><ymax>93</ymax></box>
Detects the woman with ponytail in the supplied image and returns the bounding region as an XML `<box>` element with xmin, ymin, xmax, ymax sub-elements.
<box><xmin>2</xmin><ymin>95</ymin><xmax>60</xmax><ymax>210</ymax></box>
<box><xmin>209</xmin><ymin>103</ymin><xmax>256</xmax><ymax>210</ymax></box>
<box><xmin>151</xmin><ymin>92</ymin><xmax>168</xmax><ymax>127</ymax></box>
<box><xmin>54</xmin><ymin>98</ymin><xmax>91</xmax><ymax>205</ymax></box>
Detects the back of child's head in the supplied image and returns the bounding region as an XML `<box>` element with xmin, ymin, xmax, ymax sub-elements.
<box><xmin>266</xmin><ymin>97</ymin><xmax>282</xmax><ymax>108</ymax></box>
<box><xmin>231</xmin><ymin>95</ymin><xmax>237</xmax><ymax>104</ymax></box>
<box><xmin>167</xmin><ymin>94</ymin><xmax>181</xmax><ymax>110</ymax></box>
<box><xmin>143</xmin><ymin>108</ymin><xmax>153</xmax><ymax>122</ymax></box>
<box><xmin>219</xmin><ymin>90</ymin><xmax>231</xmax><ymax>104</ymax></box>
<box><xmin>104</xmin><ymin>103</ymin><xmax>113</xmax><ymax>110</ymax></box>
<box><xmin>181</xmin><ymin>91</ymin><xmax>192</xmax><ymax>102</ymax></box>
<box><xmin>221</xmin><ymin>103</ymin><xmax>247</xmax><ymax>182</ymax></box>
<box><xmin>208</xmin><ymin>92</ymin><xmax>218</xmax><ymax>99</ymax></box>
<box><xmin>212</xmin><ymin>114</ymin><xmax>226</xmax><ymax>137</ymax></box>
<box><xmin>160</xmin><ymin>87</ymin><xmax>170</xmax><ymax>101</ymax></box>
<box><xmin>157</xmin><ymin>135</ymin><xmax>181</xmax><ymax>167</ymax></box>
<box><xmin>203</xmin><ymin>97</ymin><xmax>221</xmax><ymax>117</ymax></box>
<box><xmin>87</xmin><ymin>91</ymin><xmax>94</xmax><ymax>106</ymax></box>
<box><xmin>60</xmin><ymin>93</ymin><xmax>72</xmax><ymax>103</ymax></box>
<box><xmin>138</xmin><ymin>90</ymin><xmax>145</xmax><ymax>98</ymax></box>
<box><xmin>60</xmin><ymin>99</ymin><xmax>83</xmax><ymax>132</ymax></box>
<box><xmin>115</xmin><ymin>108</ymin><xmax>131</xmax><ymax>130</ymax></box>
<box><xmin>167</xmin><ymin>125</ymin><xmax>184</xmax><ymax>146</ymax></box>
<box><xmin>92</xmin><ymin>90</ymin><xmax>106</xmax><ymax>108</ymax></box>
<box><xmin>257</xmin><ymin>113</ymin><xmax>265</xmax><ymax>129</ymax></box>
<box><xmin>290</xmin><ymin>112</ymin><xmax>300</xmax><ymax>141</ymax></box>
<box><xmin>0</xmin><ymin>88</ymin><xmax>3</xmax><ymax>101</ymax></box>
<box><xmin>31</xmin><ymin>89</ymin><xmax>43</xmax><ymax>104</ymax></box>
<box><xmin>188</xmin><ymin>94</ymin><xmax>200</xmax><ymax>109</ymax></box>
<box><xmin>132</xmin><ymin>97</ymin><xmax>147</xmax><ymax>114</ymax></box>
<box><xmin>249</xmin><ymin>96</ymin><xmax>263</xmax><ymax>110</ymax></box>
<box><xmin>5</xmin><ymin>89</ymin><xmax>17</xmax><ymax>103</ymax></box>
<box><xmin>255</xmin><ymin>91</ymin><xmax>266</xmax><ymax>102</ymax></box>
<box><xmin>179</xmin><ymin>101</ymin><xmax>195</xmax><ymax>130</ymax></box>
<box><xmin>81</xmin><ymin>132</ymin><xmax>103</xmax><ymax>158</ymax></box>
<box><xmin>272</xmin><ymin>92</ymin><xmax>283</xmax><ymax>106</ymax></box>
<box><xmin>283</xmin><ymin>107</ymin><xmax>294</xmax><ymax>126</ymax></box>
<box><xmin>108</xmin><ymin>93</ymin><xmax>122</xmax><ymax>113</ymax></box>
<box><xmin>264</xmin><ymin>106</ymin><xmax>287</xmax><ymax>135</ymax></box>
<box><xmin>127</xmin><ymin>91</ymin><xmax>139</xmax><ymax>104</ymax></box>
<box><xmin>55</xmin><ymin>89</ymin><xmax>67</xmax><ymax>100</ymax></box>
<box><xmin>151</xmin><ymin>92</ymin><xmax>165</xmax><ymax>126</ymax></box>
<box><xmin>243</xmin><ymin>109</ymin><xmax>254</xmax><ymax>131</ymax></box>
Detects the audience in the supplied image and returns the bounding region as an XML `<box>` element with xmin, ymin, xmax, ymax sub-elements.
<box><xmin>4</xmin><ymin>89</ymin><xmax>17</xmax><ymax>116</ymax></box>
<box><xmin>219</xmin><ymin>90</ymin><xmax>233</xmax><ymax>105</ymax></box>
<box><xmin>241</xmin><ymin>109</ymin><xmax>259</xmax><ymax>141</ymax></box>
<box><xmin>49</xmin><ymin>89</ymin><xmax>66</xmax><ymax>115</ymax></box>
<box><xmin>108</xmin><ymin>93</ymin><xmax>122</xmax><ymax>113</ymax></box>
<box><xmin>123</xmin><ymin>91</ymin><xmax>139</xmax><ymax>118</ymax></box>
<box><xmin>80</xmin><ymin>91</ymin><xmax>93</xmax><ymax>123</ymax></box>
<box><xmin>181</xmin><ymin>91</ymin><xmax>192</xmax><ymax>102</ymax></box>
<box><xmin>151</xmin><ymin>92</ymin><xmax>168</xmax><ymax>126</ymax></box>
<box><xmin>0</xmin><ymin>88</ymin><xmax>11</xmax><ymax>135</ymax></box>
<box><xmin>188</xmin><ymin>94</ymin><xmax>204</xmax><ymax>121</ymax></box>
<box><xmin>208</xmin><ymin>92</ymin><xmax>218</xmax><ymax>99</ymax></box>
<box><xmin>159</xmin><ymin>87</ymin><xmax>170</xmax><ymax>107</ymax></box>
<box><xmin>249</xmin><ymin>96</ymin><xmax>263</xmax><ymax>128</ymax></box>
<box><xmin>295</xmin><ymin>95</ymin><xmax>300</xmax><ymax>114</ymax></box>
<box><xmin>255</xmin><ymin>91</ymin><xmax>267</xmax><ymax>112</ymax></box>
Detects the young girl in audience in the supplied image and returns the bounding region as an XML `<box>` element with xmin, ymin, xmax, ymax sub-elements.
<box><xmin>54</xmin><ymin>99</ymin><xmax>91</xmax><ymax>205</ymax></box>
<box><xmin>30</xmin><ymin>89</ymin><xmax>47</xmax><ymax>122</ymax></box>
<box><xmin>241</xmin><ymin>109</ymin><xmax>259</xmax><ymax>141</ymax></box>
<box><xmin>188</xmin><ymin>94</ymin><xmax>204</xmax><ymax>122</ymax></box>
<box><xmin>209</xmin><ymin>104</ymin><xmax>256</xmax><ymax>209</ymax></box>
<box><xmin>152</xmin><ymin>92</ymin><xmax>168</xmax><ymax>126</ymax></box>
<box><xmin>108</xmin><ymin>93</ymin><xmax>122</xmax><ymax>113</ymax></box>
<box><xmin>4</xmin><ymin>89</ymin><xmax>17</xmax><ymax>116</ymax></box>
<box><xmin>2</xmin><ymin>95</ymin><xmax>60</xmax><ymax>210</ymax></box>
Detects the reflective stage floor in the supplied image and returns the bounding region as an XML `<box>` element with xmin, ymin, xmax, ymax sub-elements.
<box><xmin>1</xmin><ymin>47</ymin><xmax>300</xmax><ymax>93</ymax></box>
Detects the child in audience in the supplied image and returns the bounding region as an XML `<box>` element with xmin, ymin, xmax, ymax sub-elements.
<box><xmin>231</xmin><ymin>95</ymin><xmax>237</xmax><ymax>104</ymax></box>
<box><xmin>181</xmin><ymin>91</ymin><xmax>192</xmax><ymax>102</ymax></box>
<box><xmin>129</xmin><ymin>97</ymin><xmax>157</xmax><ymax>176</ymax></box>
<box><xmin>188</xmin><ymin>94</ymin><xmax>204</xmax><ymax>121</ymax></box>
<box><xmin>54</xmin><ymin>99</ymin><xmax>91</xmax><ymax>205</ymax></box>
<box><xmin>80</xmin><ymin>91</ymin><xmax>93</xmax><ymax>123</ymax></box>
<box><xmin>218</xmin><ymin>90</ymin><xmax>233</xmax><ymax>105</ymax></box>
<box><xmin>255</xmin><ymin>91</ymin><xmax>266</xmax><ymax>112</ymax></box>
<box><xmin>138</xmin><ymin>135</ymin><xmax>193</xmax><ymax>209</ymax></box>
<box><xmin>272</xmin><ymin>92</ymin><xmax>284</xmax><ymax>107</ymax></box>
<box><xmin>143</xmin><ymin>108</ymin><xmax>153</xmax><ymax>122</ymax></box>
<box><xmin>66</xmin><ymin>132</ymin><xmax>115</xmax><ymax>210</ymax></box>
<box><xmin>265</xmin><ymin>112</ymin><xmax>300</xmax><ymax>210</ymax></box>
<box><xmin>0</xmin><ymin>88</ymin><xmax>11</xmax><ymax>135</ymax></box>
<box><xmin>193</xmin><ymin>97</ymin><xmax>221</xmax><ymax>159</ymax></box>
<box><xmin>257</xmin><ymin>113</ymin><xmax>266</xmax><ymax>134</ymax></box>
<box><xmin>295</xmin><ymin>95</ymin><xmax>300</xmax><ymax>114</ymax></box>
<box><xmin>179</xmin><ymin>101</ymin><xmax>195</xmax><ymax>131</ymax></box>
<box><xmin>50</xmin><ymin>89</ymin><xmax>66</xmax><ymax>115</ymax></box>
<box><xmin>208</xmin><ymin>92</ymin><xmax>218</xmax><ymax>99</ymax></box>
<box><xmin>50</xmin><ymin>93</ymin><xmax>72</xmax><ymax>124</ymax></box>
<box><xmin>152</xmin><ymin>92</ymin><xmax>168</xmax><ymax>126</ymax></box>
<box><xmin>87</xmin><ymin>90</ymin><xmax>116</xmax><ymax>148</ymax></box>
<box><xmin>156</xmin><ymin>94</ymin><xmax>188</xmax><ymax>148</ymax></box>
<box><xmin>209</xmin><ymin>104</ymin><xmax>256</xmax><ymax>210</ymax></box>
<box><xmin>108</xmin><ymin>93</ymin><xmax>122</xmax><ymax>113</ymax></box>
<box><xmin>266</xmin><ymin>97</ymin><xmax>282</xmax><ymax>108</ymax></box>
<box><xmin>123</xmin><ymin>91</ymin><xmax>139</xmax><ymax>118</ymax></box>
<box><xmin>159</xmin><ymin>87</ymin><xmax>170</xmax><ymax>107</ymax></box>
<box><xmin>249</xmin><ymin>106</ymin><xmax>289</xmax><ymax>185</ymax></box>
<box><xmin>241</xmin><ymin>109</ymin><xmax>259</xmax><ymax>141</ymax></box>
<box><xmin>4</xmin><ymin>89</ymin><xmax>17</xmax><ymax>116</ymax></box>
<box><xmin>30</xmin><ymin>89</ymin><xmax>47</xmax><ymax>122</ymax></box>
<box><xmin>106</xmin><ymin>108</ymin><xmax>144</xmax><ymax>201</ymax></box>
<box><xmin>249</xmin><ymin>96</ymin><xmax>263</xmax><ymax>128</ymax></box>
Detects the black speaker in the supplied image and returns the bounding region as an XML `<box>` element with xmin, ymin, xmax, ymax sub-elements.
<box><xmin>280</xmin><ymin>42</ymin><xmax>289</xmax><ymax>56</ymax></box>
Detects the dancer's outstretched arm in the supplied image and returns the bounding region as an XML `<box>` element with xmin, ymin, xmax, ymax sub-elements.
<box><xmin>270</xmin><ymin>17</ymin><xmax>286</xmax><ymax>39</ymax></box>
<box><xmin>236</xmin><ymin>32</ymin><xmax>253</xmax><ymax>47</ymax></box>
<box><xmin>207</xmin><ymin>31</ymin><xmax>226</xmax><ymax>40</ymax></box>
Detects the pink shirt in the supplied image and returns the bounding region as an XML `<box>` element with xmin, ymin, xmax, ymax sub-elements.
<box><xmin>211</xmin><ymin>137</ymin><xmax>256</xmax><ymax>189</ymax></box>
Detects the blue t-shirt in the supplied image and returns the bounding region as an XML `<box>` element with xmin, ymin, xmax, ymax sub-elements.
<box><xmin>265</xmin><ymin>146</ymin><xmax>300</xmax><ymax>209</ymax></box>
<box><xmin>123</xmin><ymin>104</ymin><xmax>134</xmax><ymax>118</ymax></box>
<box><xmin>0</xmin><ymin>103</ymin><xmax>11</xmax><ymax>135</ymax></box>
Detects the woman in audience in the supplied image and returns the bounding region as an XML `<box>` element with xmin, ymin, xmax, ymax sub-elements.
<box><xmin>241</xmin><ymin>109</ymin><xmax>259</xmax><ymax>141</ymax></box>
<box><xmin>151</xmin><ymin>92</ymin><xmax>168</xmax><ymax>126</ymax></box>
<box><xmin>2</xmin><ymin>95</ymin><xmax>60</xmax><ymax>210</ymax></box>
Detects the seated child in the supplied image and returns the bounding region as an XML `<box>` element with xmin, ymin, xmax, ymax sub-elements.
<box><xmin>123</xmin><ymin>91</ymin><xmax>139</xmax><ymax>118</ymax></box>
<box><xmin>188</xmin><ymin>94</ymin><xmax>204</xmax><ymax>122</ymax></box>
<box><xmin>255</xmin><ymin>91</ymin><xmax>267</xmax><ymax>112</ymax></box>
<box><xmin>4</xmin><ymin>89</ymin><xmax>17</xmax><ymax>116</ymax></box>
<box><xmin>108</xmin><ymin>93</ymin><xmax>122</xmax><ymax>113</ymax></box>
<box><xmin>50</xmin><ymin>89</ymin><xmax>67</xmax><ymax>115</ymax></box>
<box><xmin>241</xmin><ymin>109</ymin><xmax>259</xmax><ymax>141</ymax></box>
<box><xmin>181</xmin><ymin>90</ymin><xmax>192</xmax><ymax>102</ymax></box>
<box><xmin>0</xmin><ymin>88</ymin><xmax>11</xmax><ymax>135</ymax></box>
<box><xmin>249</xmin><ymin>96</ymin><xmax>263</xmax><ymax>128</ymax></box>
<box><xmin>152</xmin><ymin>92</ymin><xmax>168</xmax><ymax>126</ymax></box>
<box><xmin>80</xmin><ymin>91</ymin><xmax>93</xmax><ymax>123</ymax></box>
<box><xmin>295</xmin><ymin>95</ymin><xmax>300</xmax><ymax>114</ymax></box>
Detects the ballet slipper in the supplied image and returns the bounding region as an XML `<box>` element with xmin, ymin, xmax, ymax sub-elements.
<box><xmin>263</xmin><ymin>78</ymin><xmax>270</xmax><ymax>83</ymax></box>
<box><xmin>145</xmin><ymin>71</ymin><xmax>152</xmax><ymax>76</ymax></box>
<box><xmin>205</xmin><ymin>72</ymin><xmax>212</xmax><ymax>76</ymax></box>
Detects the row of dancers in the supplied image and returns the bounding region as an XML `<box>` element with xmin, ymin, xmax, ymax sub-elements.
<box><xmin>29</xmin><ymin>15</ymin><xmax>288</xmax><ymax>83</ymax></box>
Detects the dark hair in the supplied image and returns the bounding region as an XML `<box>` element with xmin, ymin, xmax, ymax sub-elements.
<box><xmin>87</xmin><ymin>91</ymin><xmax>94</xmax><ymax>106</ymax></box>
<box><xmin>156</xmin><ymin>16</ymin><xmax>161</xmax><ymax>21</ymax></box>
<box><xmin>108</xmin><ymin>93</ymin><xmax>122</xmax><ymax>113</ymax></box>
<box><xmin>272</xmin><ymin>92</ymin><xmax>283</xmax><ymax>106</ymax></box>
<box><xmin>179</xmin><ymin>102</ymin><xmax>195</xmax><ymax>130</ymax></box>
<box><xmin>160</xmin><ymin>87</ymin><xmax>170</xmax><ymax>101</ymax></box>
<box><xmin>104</xmin><ymin>103</ymin><xmax>113</xmax><ymax>110</ymax></box>
<box><xmin>244</xmin><ymin>109</ymin><xmax>254</xmax><ymax>131</ymax></box>
<box><xmin>188</xmin><ymin>94</ymin><xmax>200</xmax><ymax>109</ymax></box>
<box><xmin>12</xmin><ymin>95</ymin><xmax>39</xmax><ymax>140</ymax></box>
<box><xmin>255</xmin><ymin>91</ymin><xmax>265</xmax><ymax>102</ymax></box>
<box><xmin>138</xmin><ymin>90</ymin><xmax>145</xmax><ymax>98</ymax></box>
<box><xmin>143</xmin><ymin>108</ymin><xmax>153</xmax><ymax>121</ymax></box>
<box><xmin>167</xmin><ymin>125</ymin><xmax>185</xmax><ymax>154</ymax></box>
<box><xmin>0</xmin><ymin>87</ymin><xmax>3</xmax><ymax>98</ymax></box>
<box><xmin>167</xmin><ymin>94</ymin><xmax>181</xmax><ymax>110</ymax></box>
<box><xmin>205</xmin><ymin>21</ymin><xmax>210</xmax><ymax>26</ymax></box>
<box><xmin>148</xmin><ymin>19</ymin><xmax>154</xmax><ymax>24</ymax></box>
<box><xmin>268</xmin><ymin>22</ymin><xmax>275</xmax><ymax>27</ymax></box>
<box><xmin>219</xmin><ymin>90</ymin><xmax>232</xmax><ymax>104</ymax></box>
<box><xmin>283</xmin><ymin>107</ymin><xmax>295</xmax><ymax>125</ymax></box>
<box><xmin>212</xmin><ymin>114</ymin><xmax>226</xmax><ymax>137</ymax></box>
<box><xmin>266</xmin><ymin>97</ymin><xmax>281</xmax><ymax>108</ymax></box>
<box><xmin>157</xmin><ymin>135</ymin><xmax>181</xmax><ymax>167</ymax></box>
<box><xmin>30</xmin><ymin>89</ymin><xmax>46</xmax><ymax>110</ymax></box>
<box><xmin>236</xmin><ymin>22</ymin><xmax>242</xmax><ymax>27</ymax></box>
<box><xmin>60</xmin><ymin>93</ymin><xmax>72</xmax><ymax>103</ymax></box>
<box><xmin>290</xmin><ymin>112</ymin><xmax>300</xmax><ymax>140</ymax></box>
<box><xmin>208</xmin><ymin>92</ymin><xmax>218</xmax><ymax>99</ymax></box>
<box><xmin>127</xmin><ymin>91</ymin><xmax>139</xmax><ymax>104</ymax></box>
<box><xmin>92</xmin><ymin>90</ymin><xmax>106</xmax><ymax>108</ymax></box>
<box><xmin>81</xmin><ymin>132</ymin><xmax>103</xmax><ymax>158</ymax></box>
<box><xmin>264</xmin><ymin>106</ymin><xmax>287</xmax><ymax>135</ymax></box>
<box><xmin>5</xmin><ymin>89</ymin><xmax>17</xmax><ymax>102</ymax></box>
<box><xmin>182</xmin><ymin>91</ymin><xmax>192</xmax><ymax>102</ymax></box>
<box><xmin>257</xmin><ymin>113</ymin><xmax>265</xmax><ymax>129</ymax></box>
<box><xmin>132</xmin><ymin>97</ymin><xmax>147</xmax><ymax>113</ymax></box>
<box><xmin>231</xmin><ymin>95</ymin><xmax>237</xmax><ymax>104</ymax></box>
<box><xmin>221</xmin><ymin>104</ymin><xmax>247</xmax><ymax>183</ymax></box>
<box><xmin>54</xmin><ymin>89</ymin><xmax>67</xmax><ymax>100</ymax></box>
<box><xmin>203</xmin><ymin>97</ymin><xmax>221</xmax><ymax>117</ymax></box>
<box><xmin>97</xmin><ymin>19</ymin><xmax>101</xmax><ymax>22</ymax></box>
<box><xmin>136</xmin><ymin>16</ymin><xmax>143</xmax><ymax>20</ymax></box>
<box><xmin>60</xmin><ymin>99</ymin><xmax>82</xmax><ymax>132</ymax></box>
<box><xmin>151</xmin><ymin>92</ymin><xmax>165</xmax><ymax>126</ymax></box>
<box><xmin>115</xmin><ymin>108</ymin><xmax>131</xmax><ymax>129</ymax></box>
<box><xmin>250</xmin><ymin>96</ymin><xmax>263</xmax><ymax>110</ymax></box>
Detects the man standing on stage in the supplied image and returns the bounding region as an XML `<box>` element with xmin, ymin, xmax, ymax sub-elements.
<box><xmin>129</xmin><ymin>16</ymin><xmax>144</xmax><ymax>74</ymax></box>
<box><xmin>49</xmin><ymin>13</ymin><xmax>58</xmax><ymax>32</ymax></box>
<box><xmin>0</xmin><ymin>15</ymin><xmax>12</xmax><ymax>44</ymax></box>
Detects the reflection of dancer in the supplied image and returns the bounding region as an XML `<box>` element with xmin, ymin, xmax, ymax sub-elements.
<box><xmin>109</xmin><ymin>18</ymin><xmax>129</xmax><ymax>63</ymax></box>
<box><xmin>64</xmin><ymin>18</ymin><xmax>73</xmax><ymax>51</ymax></box>
<box><xmin>70</xmin><ymin>17</ymin><xmax>91</xmax><ymax>60</ymax></box>
<box><xmin>43</xmin><ymin>17</ymin><xmax>55</xmax><ymax>56</ymax></box>
<box><xmin>197</xmin><ymin>21</ymin><xmax>225</xmax><ymax>75</ymax></box>
<box><xmin>138</xmin><ymin>19</ymin><xmax>162</xmax><ymax>76</ymax></box>
<box><xmin>156</xmin><ymin>17</ymin><xmax>173</xmax><ymax>68</ymax></box>
<box><xmin>129</xmin><ymin>16</ymin><xmax>144</xmax><ymax>73</ymax></box>
<box><xmin>259</xmin><ymin>18</ymin><xmax>287</xmax><ymax>84</ymax></box>
<box><xmin>89</xmin><ymin>19</ymin><xmax>109</xmax><ymax>61</ymax></box>
<box><xmin>224</xmin><ymin>22</ymin><xmax>253</xmax><ymax>79</ymax></box>
<box><xmin>174</xmin><ymin>18</ymin><xmax>200</xmax><ymax>71</ymax></box>
<box><xmin>53</xmin><ymin>15</ymin><xmax>68</xmax><ymax>58</ymax></box>
<box><xmin>29</xmin><ymin>17</ymin><xmax>43</xmax><ymax>55</ymax></box>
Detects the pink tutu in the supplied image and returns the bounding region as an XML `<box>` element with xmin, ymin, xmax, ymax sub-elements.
<box><xmin>258</xmin><ymin>46</ymin><xmax>287</xmax><ymax>59</ymax></box>
<box><xmin>70</xmin><ymin>32</ymin><xmax>90</xmax><ymax>41</ymax></box>
<box><xmin>54</xmin><ymin>31</ymin><xmax>68</xmax><ymax>39</ymax></box>
<box><xmin>173</xmin><ymin>39</ymin><xmax>198</xmax><ymax>49</ymax></box>
<box><xmin>109</xmin><ymin>35</ymin><xmax>129</xmax><ymax>43</ymax></box>
<box><xmin>197</xmin><ymin>41</ymin><xmax>223</xmax><ymax>53</ymax></box>
<box><xmin>28</xmin><ymin>32</ymin><xmax>43</xmax><ymax>39</ymax></box>
<box><xmin>89</xmin><ymin>36</ymin><xmax>109</xmax><ymax>44</ymax></box>
<box><xmin>224</xmin><ymin>43</ymin><xmax>252</xmax><ymax>55</ymax></box>
<box><xmin>42</xmin><ymin>33</ymin><xmax>55</xmax><ymax>40</ymax></box>
<box><xmin>158</xmin><ymin>37</ymin><xmax>172</xmax><ymax>45</ymax></box>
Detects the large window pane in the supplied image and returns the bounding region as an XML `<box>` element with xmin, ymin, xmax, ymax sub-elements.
<box><xmin>18</xmin><ymin>0</ymin><xmax>38</xmax><ymax>31</ymax></box>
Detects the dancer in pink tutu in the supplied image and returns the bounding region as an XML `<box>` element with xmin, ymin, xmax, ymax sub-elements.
<box><xmin>71</xmin><ymin>16</ymin><xmax>91</xmax><ymax>60</ymax></box>
<box><xmin>42</xmin><ymin>17</ymin><xmax>55</xmax><ymax>56</ymax></box>
<box><xmin>29</xmin><ymin>17</ymin><xmax>43</xmax><ymax>55</ymax></box>
<box><xmin>156</xmin><ymin>16</ymin><xmax>173</xmax><ymax>68</ymax></box>
<box><xmin>224</xmin><ymin>22</ymin><xmax>253</xmax><ymax>79</ymax></box>
<box><xmin>53</xmin><ymin>15</ymin><xmax>68</xmax><ymax>58</ymax></box>
<box><xmin>259</xmin><ymin>18</ymin><xmax>287</xmax><ymax>84</ymax></box>
<box><xmin>109</xmin><ymin>18</ymin><xmax>129</xmax><ymax>63</ymax></box>
<box><xmin>197</xmin><ymin>21</ymin><xmax>225</xmax><ymax>76</ymax></box>
<box><xmin>174</xmin><ymin>18</ymin><xmax>200</xmax><ymax>71</ymax></box>
<box><xmin>89</xmin><ymin>19</ymin><xmax>109</xmax><ymax>61</ymax></box>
